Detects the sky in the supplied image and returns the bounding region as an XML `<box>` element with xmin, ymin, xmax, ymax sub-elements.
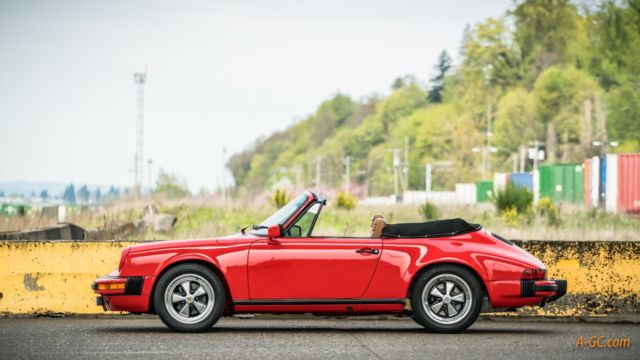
<box><xmin>0</xmin><ymin>0</ymin><xmax>513</xmax><ymax>193</ymax></box>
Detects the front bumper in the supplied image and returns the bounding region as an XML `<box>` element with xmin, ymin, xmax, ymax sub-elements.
<box><xmin>91</xmin><ymin>276</ymin><xmax>145</xmax><ymax>296</ymax></box>
<box><xmin>92</xmin><ymin>274</ymin><xmax>154</xmax><ymax>313</ymax></box>
<box><xmin>521</xmin><ymin>278</ymin><xmax>567</xmax><ymax>305</ymax></box>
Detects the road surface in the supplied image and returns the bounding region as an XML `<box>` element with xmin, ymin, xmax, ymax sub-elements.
<box><xmin>0</xmin><ymin>316</ymin><xmax>638</xmax><ymax>359</ymax></box>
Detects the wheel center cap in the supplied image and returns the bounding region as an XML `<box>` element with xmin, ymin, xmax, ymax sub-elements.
<box><xmin>443</xmin><ymin>296</ymin><xmax>451</xmax><ymax>303</ymax></box>
<box><xmin>186</xmin><ymin>296</ymin><xmax>193</xmax><ymax>303</ymax></box>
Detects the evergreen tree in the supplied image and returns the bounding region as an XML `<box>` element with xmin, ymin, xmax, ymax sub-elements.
<box><xmin>40</xmin><ymin>189</ymin><xmax>49</xmax><ymax>200</ymax></box>
<box><xmin>427</xmin><ymin>50</ymin><xmax>452</xmax><ymax>103</ymax></box>
<box><xmin>63</xmin><ymin>184</ymin><xmax>76</xmax><ymax>204</ymax></box>
<box><xmin>78</xmin><ymin>185</ymin><xmax>90</xmax><ymax>203</ymax></box>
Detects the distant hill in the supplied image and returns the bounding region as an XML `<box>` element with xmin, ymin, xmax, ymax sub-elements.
<box><xmin>227</xmin><ymin>0</ymin><xmax>640</xmax><ymax>196</ymax></box>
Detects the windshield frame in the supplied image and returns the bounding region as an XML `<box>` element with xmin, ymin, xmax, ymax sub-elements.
<box><xmin>250</xmin><ymin>192</ymin><xmax>315</xmax><ymax>236</ymax></box>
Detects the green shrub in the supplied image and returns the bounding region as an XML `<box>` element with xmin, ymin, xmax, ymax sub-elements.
<box><xmin>502</xmin><ymin>207</ymin><xmax>520</xmax><ymax>227</ymax></box>
<box><xmin>537</xmin><ymin>197</ymin><xmax>561</xmax><ymax>227</ymax></box>
<box><xmin>271</xmin><ymin>189</ymin><xmax>291</xmax><ymax>208</ymax></box>
<box><xmin>491</xmin><ymin>184</ymin><xmax>533</xmax><ymax>215</ymax></box>
<box><xmin>336</xmin><ymin>192</ymin><xmax>357</xmax><ymax>210</ymax></box>
<box><xmin>419</xmin><ymin>201</ymin><xmax>439</xmax><ymax>220</ymax></box>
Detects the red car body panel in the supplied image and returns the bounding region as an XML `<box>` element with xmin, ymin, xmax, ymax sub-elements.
<box><xmin>93</xmin><ymin>192</ymin><xmax>565</xmax><ymax>316</ymax></box>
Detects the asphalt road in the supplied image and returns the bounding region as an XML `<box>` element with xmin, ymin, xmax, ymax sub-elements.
<box><xmin>0</xmin><ymin>316</ymin><xmax>638</xmax><ymax>359</ymax></box>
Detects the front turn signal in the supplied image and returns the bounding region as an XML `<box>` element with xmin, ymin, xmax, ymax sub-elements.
<box><xmin>96</xmin><ymin>283</ymin><xmax>126</xmax><ymax>291</ymax></box>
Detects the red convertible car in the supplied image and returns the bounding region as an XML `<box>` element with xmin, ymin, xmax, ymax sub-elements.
<box><xmin>92</xmin><ymin>191</ymin><xmax>566</xmax><ymax>333</ymax></box>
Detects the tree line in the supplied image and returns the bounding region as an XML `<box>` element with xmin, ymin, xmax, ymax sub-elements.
<box><xmin>227</xmin><ymin>0</ymin><xmax>640</xmax><ymax>195</ymax></box>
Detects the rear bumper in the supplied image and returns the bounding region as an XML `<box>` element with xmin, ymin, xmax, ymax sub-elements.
<box><xmin>521</xmin><ymin>278</ymin><xmax>567</xmax><ymax>305</ymax></box>
<box><xmin>486</xmin><ymin>278</ymin><xmax>567</xmax><ymax>308</ymax></box>
<box><xmin>91</xmin><ymin>273</ymin><xmax>155</xmax><ymax>313</ymax></box>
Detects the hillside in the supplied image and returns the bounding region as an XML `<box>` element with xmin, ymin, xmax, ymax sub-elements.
<box><xmin>228</xmin><ymin>0</ymin><xmax>640</xmax><ymax>196</ymax></box>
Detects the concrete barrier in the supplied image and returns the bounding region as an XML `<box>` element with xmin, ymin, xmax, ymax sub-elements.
<box><xmin>0</xmin><ymin>241</ymin><xmax>139</xmax><ymax>314</ymax></box>
<box><xmin>513</xmin><ymin>240</ymin><xmax>640</xmax><ymax>317</ymax></box>
<box><xmin>0</xmin><ymin>240</ymin><xmax>638</xmax><ymax>316</ymax></box>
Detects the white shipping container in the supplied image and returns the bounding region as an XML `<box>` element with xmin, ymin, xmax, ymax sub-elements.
<box><xmin>532</xmin><ymin>169</ymin><xmax>540</xmax><ymax>205</ymax></box>
<box><xmin>605</xmin><ymin>154</ymin><xmax>618</xmax><ymax>213</ymax></box>
<box><xmin>455</xmin><ymin>183</ymin><xmax>477</xmax><ymax>205</ymax></box>
<box><xmin>493</xmin><ymin>173</ymin><xmax>508</xmax><ymax>192</ymax></box>
<box><xmin>590</xmin><ymin>156</ymin><xmax>600</xmax><ymax>208</ymax></box>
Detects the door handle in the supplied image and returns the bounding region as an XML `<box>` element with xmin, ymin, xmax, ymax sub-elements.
<box><xmin>356</xmin><ymin>248</ymin><xmax>379</xmax><ymax>255</ymax></box>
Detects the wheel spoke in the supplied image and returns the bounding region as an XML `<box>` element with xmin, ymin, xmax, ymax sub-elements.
<box><xmin>446</xmin><ymin>303</ymin><xmax>458</xmax><ymax>316</ymax></box>
<box><xmin>445</xmin><ymin>281</ymin><xmax>455</xmax><ymax>296</ymax></box>
<box><xmin>451</xmin><ymin>293</ymin><xmax>465</xmax><ymax>303</ymax></box>
<box><xmin>171</xmin><ymin>293</ymin><xmax>186</xmax><ymax>304</ymax></box>
<box><xmin>192</xmin><ymin>285</ymin><xmax>206</xmax><ymax>298</ymax></box>
<box><xmin>431</xmin><ymin>301</ymin><xmax>444</xmax><ymax>313</ymax></box>
<box><xmin>192</xmin><ymin>300</ymin><xmax>206</xmax><ymax>313</ymax></box>
<box><xmin>181</xmin><ymin>281</ymin><xmax>191</xmax><ymax>295</ymax></box>
<box><xmin>179</xmin><ymin>303</ymin><xmax>191</xmax><ymax>317</ymax></box>
<box><xmin>430</xmin><ymin>286</ymin><xmax>444</xmax><ymax>299</ymax></box>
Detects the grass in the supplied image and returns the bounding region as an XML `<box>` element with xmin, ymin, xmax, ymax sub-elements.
<box><xmin>1</xmin><ymin>196</ymin><xmax>638</xmax><ymax>241</ymax></box>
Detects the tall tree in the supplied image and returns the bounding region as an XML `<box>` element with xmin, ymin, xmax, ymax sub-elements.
<box><xmin>63</xmin><ymin>184</ymin><xmax>76</xmax><ymax>204</ymax></box>
<box><xmin>513</xmin><ymin>0</ymin><xmax>581</xmax><ymax>81</ymax></box>
<box><xmin>427</xmin><ymin>50</ymin><xmax>452</xmax><ymax>103</ymax></box>
<box><xmin>78</xmin><ymin>185</ymin><xmax>90</xmax><ymax>203</ymax></box>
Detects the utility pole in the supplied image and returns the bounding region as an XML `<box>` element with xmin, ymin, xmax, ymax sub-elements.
<box><xmin>484</xmin><ymin>102</ymin><xmax>493</xmax><ymax>180</ymax></box>
<box><xmin>220</xmin><ymin>147</ymin><xmax>228</xmax><ymax>200</ymax></box>
<box><xmin>343</xmin><ymin>156</ymin><xmax>350</xmax><ymax>193</ymax></box>
<box><xmin>392</xmin><ymin>149</ymin><xmax>401</xmax><ymax>202</ymax></box>
<box><xmin>315</xmin><ymin>156</ymin><xmax>321</xmax><ymax>193</ymax></box>
<box><xmin>147</xmin><ymin>159</ymin><xmax>153</xmax><ymax>195</ymax></box>
<box><xmin>293</xmin><ymin>165</ymin><xmax>302</xmax><ymax>190</ymax></box>
<box><xmin>403</xmin><ymin>136</ymin><xmax>409</xmax><ymax>191</ymax></box>
<box><xmin>425</xmin><ymin>163</ymin><xmax>432</xmax><ymax>193</ymax></box>
<box><xmin>133</xmin><ymin>71</ymin><xmax>147</xmax><ymax>198</ymax></box>
<box><xmin>532</xmin><ymin>140</ymin><xmax>541</xmax><ymax>172</ymax></box>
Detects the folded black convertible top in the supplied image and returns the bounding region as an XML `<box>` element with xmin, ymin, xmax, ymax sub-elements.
<box><xmin>381</xmin><ymin>218</ymin><xmax>482</xmax><ymax>238</ymax></box>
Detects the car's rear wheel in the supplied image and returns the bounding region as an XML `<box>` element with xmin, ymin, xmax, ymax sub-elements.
<box><xmin>411</xmin><ymin>264</ymin><xmax>482</xmax><ymax>333</ymax></box>
<box><xmin>154</xmin><ymin>263</ymin><xmax>225</xmax><ymax>332</ymax></box>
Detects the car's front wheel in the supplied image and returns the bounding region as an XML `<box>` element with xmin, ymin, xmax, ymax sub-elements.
<box><xmin>411</xmin><ymin>264</ymin><xmax>482</xmax><ymax>333</ymax></box>
<box><xmin>154</xmin><ymin>263</ymin><xmax>225</xmax><ymax>332</ymax></box>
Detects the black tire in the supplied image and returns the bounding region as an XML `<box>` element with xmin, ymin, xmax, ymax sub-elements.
<box><xmin>411</xmin><ymin>265</ymin><xmax>482</xmax><ymax>333</ymax></box>
<box><xmin>154</xmin><ymin>263</ymin><xmax>226</xmax><ymax>332</ymax></box>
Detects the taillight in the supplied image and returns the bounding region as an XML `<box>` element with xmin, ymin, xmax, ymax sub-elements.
<box><xmin>119</xmin><ymin>247</ymin><xmax>131</xmax><ymax>270</ymax></box>
<box><xmin>522</xmin><ymin>268</ymin><xmax>546</xmax><ymax>280</ymax></box>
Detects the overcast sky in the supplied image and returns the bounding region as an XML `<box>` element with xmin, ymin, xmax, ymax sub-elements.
<box><xmin>0</xmin><ymin>0</ymin><xmax>512</xmax><ymax>192</ymax></box>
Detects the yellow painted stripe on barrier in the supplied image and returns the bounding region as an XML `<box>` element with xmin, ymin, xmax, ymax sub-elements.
<box><xmin>0</xmin><ymin>240</ymin><xmax>638</xmax><ymax>315</ymax></box>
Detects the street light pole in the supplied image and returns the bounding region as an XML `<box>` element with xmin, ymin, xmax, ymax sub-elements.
<box><xmin>344</xmin><ymin>156</ymin><xmax>350</xmax><ymax>193</ymax></box>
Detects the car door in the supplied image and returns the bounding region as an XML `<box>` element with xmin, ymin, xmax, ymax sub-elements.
<box><xmin>247</xmin><ymin>236</ymin><xmax>382</xmax><ymax>299</ymax></box>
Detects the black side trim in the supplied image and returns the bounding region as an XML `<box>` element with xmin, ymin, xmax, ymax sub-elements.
<box><xmin>233</xmin><ymin>299</ymin><xmax>404</xmax><ymax>305</ymax></box>
<box><xmin>125</xmin><ymin>276</ymin><xmax>144</xmax><ymax>295</ymax></box>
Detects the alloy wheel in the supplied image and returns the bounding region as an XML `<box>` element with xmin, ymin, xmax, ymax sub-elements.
<box><xmin>421</xmin><ymin>273</ymin><xmax>472</xmax><ymax>325</ymax></box>
<box><xmin>164</xmin><ymin>273</ymin><xmax>215</xmax><ymax>324</ymax></box>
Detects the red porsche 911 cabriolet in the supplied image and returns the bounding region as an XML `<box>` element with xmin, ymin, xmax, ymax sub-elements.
<box><xmin>92</xmin><ymin>191</ymin><xmax>566</xmax><ymax>333</ymax></box>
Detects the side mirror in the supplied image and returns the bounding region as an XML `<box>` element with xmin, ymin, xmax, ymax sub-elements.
<box><xmin>267</xmin><ymin>224</ymin><xmax>281</xmax><ymax>242</ymax></box>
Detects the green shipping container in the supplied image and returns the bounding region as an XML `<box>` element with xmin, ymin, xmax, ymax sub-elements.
<box><xmin>476</xmin><ymin>180</ymin><xmax>493</xmax><ymax>203</ymax></box>
<box><xmin>539</xmin><ymin>164</ymin><xmax>584</xmax><ymax>203</ymax></box>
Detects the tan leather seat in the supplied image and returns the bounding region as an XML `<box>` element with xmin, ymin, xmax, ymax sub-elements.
<box><xmin>370</xmin><ymin>215</ymin><xmax>386</xmax><ymax>238</ymax></box>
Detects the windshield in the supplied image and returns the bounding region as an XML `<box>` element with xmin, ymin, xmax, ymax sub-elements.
<box><xmin>251</xmin><ymin>193</ymin><xmax>310</xmax><ymax>235</ymax></box>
